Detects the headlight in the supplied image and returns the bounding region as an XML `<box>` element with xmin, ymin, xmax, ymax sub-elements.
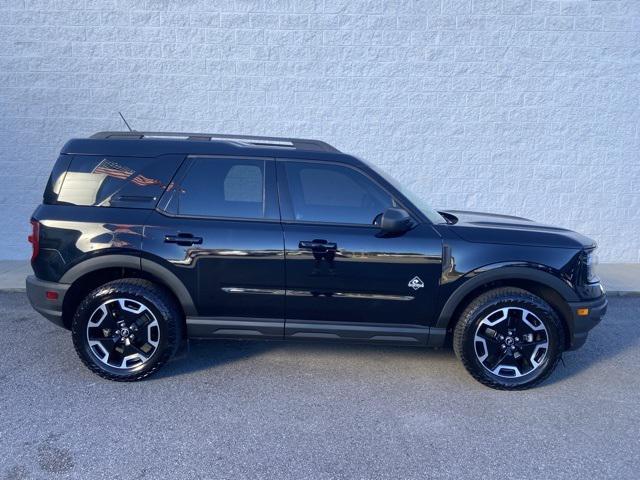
<box><xmin>584</xmin><ymin>250</ymin><xmax>599</xmax><ymax>283</ymax></box>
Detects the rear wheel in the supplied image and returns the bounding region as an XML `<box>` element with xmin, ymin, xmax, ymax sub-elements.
<box><xmin>71</xmin><ymin>279</ymin><xmax>182</xmax><ymax>381</ymax></box>
<box><xmin>453</xmin><ymin>287</ymin><xmax>564</xmax><ymax>390</ymax></box>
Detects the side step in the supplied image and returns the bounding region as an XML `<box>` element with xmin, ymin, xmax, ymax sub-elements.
<box><xmin>185</xmin><ymin>317</ymin><xmax>443</xmax><ymax>347</ymax></box>
<box><xmin>186</xmin><ymin>317</ymin><xmax>283</xmax><ymax>339</ymax></box>
<box><xmin>285</xmin><ymin>320</ymin><xmax>429</xmax><ymax>345</ymax></box>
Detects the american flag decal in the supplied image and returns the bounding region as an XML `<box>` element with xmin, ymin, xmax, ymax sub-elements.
<box><xmin>93</xmin><ymin>159</ymin><xmax>134</xmax><ymax>180</ymax></box>
<box><xmin>93</xmin><ymin>159</ymin><xmax>161</xmax><ymax>187</ymax></box>
<box><xmin>131</xmin><ymin>174</ymin><xmax>161</xmax><ymax>187</ymax></box>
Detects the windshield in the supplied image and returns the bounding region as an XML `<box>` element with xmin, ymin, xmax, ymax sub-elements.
<box><xmin>359</xmin><ymin>158</ymin><xmax>446</xmax><ymax>224</ymax></box>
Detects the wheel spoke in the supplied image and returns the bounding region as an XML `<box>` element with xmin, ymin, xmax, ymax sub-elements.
<box><xmin>132</xmin><ymin>312</ymin><xmax>151</xmax><ymax>331</ymax></box>
<box><xmin>105</xmin><ymin>300</ymin><xmax>122</xmax><ymax>321</ymax></box>
<box><xmin>89</xmin><ymin>333</ymin><xmax>119</xmax><ymax>348</ymax></box>
<box><xmin>479</xmin><ymin>327</ymin><xmax>502</xmax><ymax>343</ymax></box>
<box><xmin>485</xmin><ymin>350</ymin><xmax>509</xmax><ymax>371</ymax></box>
<box><xmin>518</xmin><ymin>351</ymin><xmax>533</xmax><ymax>373</ymax></box>
<box><xmin>507</xmin><ymin>308</ymin><xmax>522</xmax><ymax>334</ymax></box>
<box><xmin>128</xmin><ymin>342</ymin><xmax>148</xmax><ymax>358</ymax></box>
<box><xmin>107</xmin><ymin>344</ymin><xmax>125</xmax><ymax>367</ymax></box>
<box><xmin>522</xmin><ymin>339</ymin><xmax>548</xmax><ymax>347</ymax></box>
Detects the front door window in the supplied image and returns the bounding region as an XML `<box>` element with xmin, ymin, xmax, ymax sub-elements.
<box><xmin>282</xmin><ymin>162</ymin><xmax>393</xmax><ymax>225</ymax></box>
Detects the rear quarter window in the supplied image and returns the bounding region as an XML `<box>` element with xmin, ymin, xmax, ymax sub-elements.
<box><xmin>43</xmin><ymin>155</ymin><xmax>72</xmax><ymax>204</ymax></box>
<box><xmin>52</xmin><ymin>155</ymin><xmax>184</xmax><ymax>209</ymax></box>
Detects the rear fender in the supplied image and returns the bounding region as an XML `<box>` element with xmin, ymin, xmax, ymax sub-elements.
<box><xmin>60</xmin><ymin>254</ymin><xmax>197</xmax><ymax>316</ymax></box>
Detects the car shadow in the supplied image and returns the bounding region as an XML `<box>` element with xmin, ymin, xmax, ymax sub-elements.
<box><xmin>152</xmin><ymin>298</ymin><xmax>638</xmax><ymax>385</ymax></box>
<box><xmin>153</xmin><ymin>339</ymin><xmax>277</xmax><ymax>379</ymax></box>
<box><xmin>152</xmin><ymin>337</ymin><xmax>456</xmax><ymax>381</ymax></box>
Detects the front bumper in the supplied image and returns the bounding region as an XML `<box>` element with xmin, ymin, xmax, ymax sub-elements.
<box><xmin>566</xmin><ymin>294</ymin><xmax>608</xmax><ymax>350</ymax></box>
<box><xmin>26</xmin><ymin>275</ymin><xmax>70</xmax><ymax>329</ymax></box>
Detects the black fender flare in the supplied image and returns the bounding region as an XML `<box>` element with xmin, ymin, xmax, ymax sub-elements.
<box><xmin>434</xmin><ymin>265</ymin><xmax>578</xmax><ymax>330</ymax></box>
<box><xmin>59</xmin><ymin>254</ymin><xmax>197</xmax><ymax>316</ymax></box>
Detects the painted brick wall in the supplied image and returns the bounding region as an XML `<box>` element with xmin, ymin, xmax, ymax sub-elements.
<box><xmin>0</xmin><ymin>0</ymin><xmax>638</xmax><ymax>262</ymax></box>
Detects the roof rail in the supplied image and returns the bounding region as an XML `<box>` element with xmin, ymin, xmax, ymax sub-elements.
<box><xmin>90</xmin><ymin>131</ymin><xmax>340</xmax><ymax>153</ymax></box>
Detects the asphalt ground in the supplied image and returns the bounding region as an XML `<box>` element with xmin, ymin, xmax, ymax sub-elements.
<box><xmin>1</xmin><ymin>292</ymin><xmax>639</xmax><ymax>479</ymax></box>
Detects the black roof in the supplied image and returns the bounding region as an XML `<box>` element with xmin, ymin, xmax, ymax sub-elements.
<box><xmin>89</xmin><ymin>131</ymin><xmax>341</xmax><ymax>153</ymax></box>
<box><xmin>61</xmin><ymin>131</ymin><xmax>351</xmax><ymax>162</ymax></box>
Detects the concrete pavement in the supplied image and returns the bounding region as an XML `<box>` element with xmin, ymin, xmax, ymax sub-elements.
<box><xmin>0</xmin><ymin>292</ymin><xmax>638</xmax><ymax>479</ymax></box>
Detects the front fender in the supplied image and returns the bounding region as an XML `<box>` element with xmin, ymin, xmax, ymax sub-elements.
<box><xmin>434</xmin><ymin>263</ymin><xmax>579</xmax><ymax>330</ymax></box>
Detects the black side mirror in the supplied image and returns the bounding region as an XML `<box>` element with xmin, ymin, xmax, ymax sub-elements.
<box><xmin>378</xmin><ymin>207</ymin><xmax>413</xmax><ymax>236</ymax></box>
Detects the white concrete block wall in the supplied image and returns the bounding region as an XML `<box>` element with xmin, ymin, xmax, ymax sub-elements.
<box><xmin>0</xmin><ymin>0</ymin><xmax>638</xmax><ymax>262</ymax></box>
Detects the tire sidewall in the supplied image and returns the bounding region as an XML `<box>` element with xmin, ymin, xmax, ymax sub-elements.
<box><xmin>72</xmin><ymin>283</ymin><xmax>173</xmax><ymax>380</ymax></box>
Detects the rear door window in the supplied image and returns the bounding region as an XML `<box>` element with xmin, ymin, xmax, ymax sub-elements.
<box><xmin>164</xmin><ymin>157</ymin><xmax>266</xmax><ymax>219</ymax></box>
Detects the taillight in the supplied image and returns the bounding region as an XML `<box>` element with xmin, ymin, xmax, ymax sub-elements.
<box><xmin>28</xmin><ymin>220</ymin><xmax>40</xmax><ymax>261</ymax></box>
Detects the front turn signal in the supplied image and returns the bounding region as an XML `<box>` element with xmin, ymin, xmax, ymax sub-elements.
<box><xmin>577</xmin><ymin>308</ymin><xmax>589</xmax><ymax>317</ymax></box>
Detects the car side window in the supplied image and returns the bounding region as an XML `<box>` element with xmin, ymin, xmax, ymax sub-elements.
<box><xmin>283</xmin><ymin>161</ymin><xmax>393</xmax><ymax>225</ymax></box>
<box><xmin>171</xmin><ymin>158</ymin><xmax>265</xmax><ymax>219</ymax></box>
<box><xmin>53</xmin><ymin>155</ymin><xmax>182</xmax><ymax>208</ymax></box>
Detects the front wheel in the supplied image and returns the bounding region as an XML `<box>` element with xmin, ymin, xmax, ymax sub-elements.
<box><xmin>71</xmin><ymin>279</ymin><xmax>183</xmax><ymax>381</ymax></box>
<box><xmin>453</xmin><ymin>287</ymin><xmax>565</xmax><ymax>390</ymax></box>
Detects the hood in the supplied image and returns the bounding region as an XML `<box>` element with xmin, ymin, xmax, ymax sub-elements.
<box><xmin>440</xmin><ymin>210</ymin><xmax>596</xmax><ymax>250</ymax></box>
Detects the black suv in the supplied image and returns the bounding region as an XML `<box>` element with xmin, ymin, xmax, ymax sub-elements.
<box><xmin>26</xmin><ymin>131</ymin><xmax>607</xmax><ymax>389</ymax></box>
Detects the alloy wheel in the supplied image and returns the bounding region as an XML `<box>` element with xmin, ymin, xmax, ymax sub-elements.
<box><xmin>473</xmin><ymin>307</ymin><xmax>549</xmax><ymax>378</ymax></box>
<box><xmin>86</xmin><ymin>298</ymin><xmax>160</xmax><ymax>370</ymax></box>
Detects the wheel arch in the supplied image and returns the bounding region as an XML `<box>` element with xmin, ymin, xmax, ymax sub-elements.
<box><xmin>60</xmin><ymin>254</ymin><xmax>197</xmax><ymax>329</ymax></box>
<box><xmin>436</xmin><ymin>266</ymin><xmax>576</xmax><ymax>349</ymax></box>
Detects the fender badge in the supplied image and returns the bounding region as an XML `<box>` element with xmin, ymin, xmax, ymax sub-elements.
<box><xmin>408</xmin><ymin>276</ymin><xmax>424</xmax><ymax>290</ymax></box>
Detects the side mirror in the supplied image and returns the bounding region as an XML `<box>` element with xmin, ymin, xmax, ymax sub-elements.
<box><xmin>378</xmin><ymin>207</ymin><xmax>413</xmax><ymax>236</ymax></box>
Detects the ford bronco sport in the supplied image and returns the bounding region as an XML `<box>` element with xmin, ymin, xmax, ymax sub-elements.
<box><xmin>26</xmin><ymin>131</ymin><xmax>607</xmax><ymax>389</ymax></box>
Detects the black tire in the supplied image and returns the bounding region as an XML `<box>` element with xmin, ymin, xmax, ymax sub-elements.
<box><xmin>71</xmin><ymin>278</ymin><xmax>183</xmax><ymax>381</ymax></box>
<box><xmin>453</xmin><ymin>287</ymin><xmax>565</xmax><ymax>390</ymax></box>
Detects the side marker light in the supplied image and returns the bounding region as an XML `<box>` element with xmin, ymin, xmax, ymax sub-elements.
<box><xmin>45</xmin><ymin>291</ymin><xmax>59</xmax><ymax>300</ymax></box>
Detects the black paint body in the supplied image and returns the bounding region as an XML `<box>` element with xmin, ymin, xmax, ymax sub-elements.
<box><xmin>27</xmin><ymin>132</ymin><xmax>607</xmax><ymax>351</ymax></box>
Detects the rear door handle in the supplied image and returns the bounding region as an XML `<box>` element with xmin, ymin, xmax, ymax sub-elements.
<box><xmin>164</xmin><ymin>233</ymin><xmax>203</xmax><ymax>246</ymax></box>
<box><xmin>299</xmin><ymin>240</ymin><xmax>337</xmax><ymax>251</ymax></box>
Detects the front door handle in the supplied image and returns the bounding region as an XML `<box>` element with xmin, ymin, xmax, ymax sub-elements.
<box><xmin>299</xmin><ymin>240</ymin><xmax>337</xmax><ymax>251</ymax></box>
<box><xmin>164</xmin><ymin>233</ymin><xmax>203</xmax><ymax>246</ymax></box>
